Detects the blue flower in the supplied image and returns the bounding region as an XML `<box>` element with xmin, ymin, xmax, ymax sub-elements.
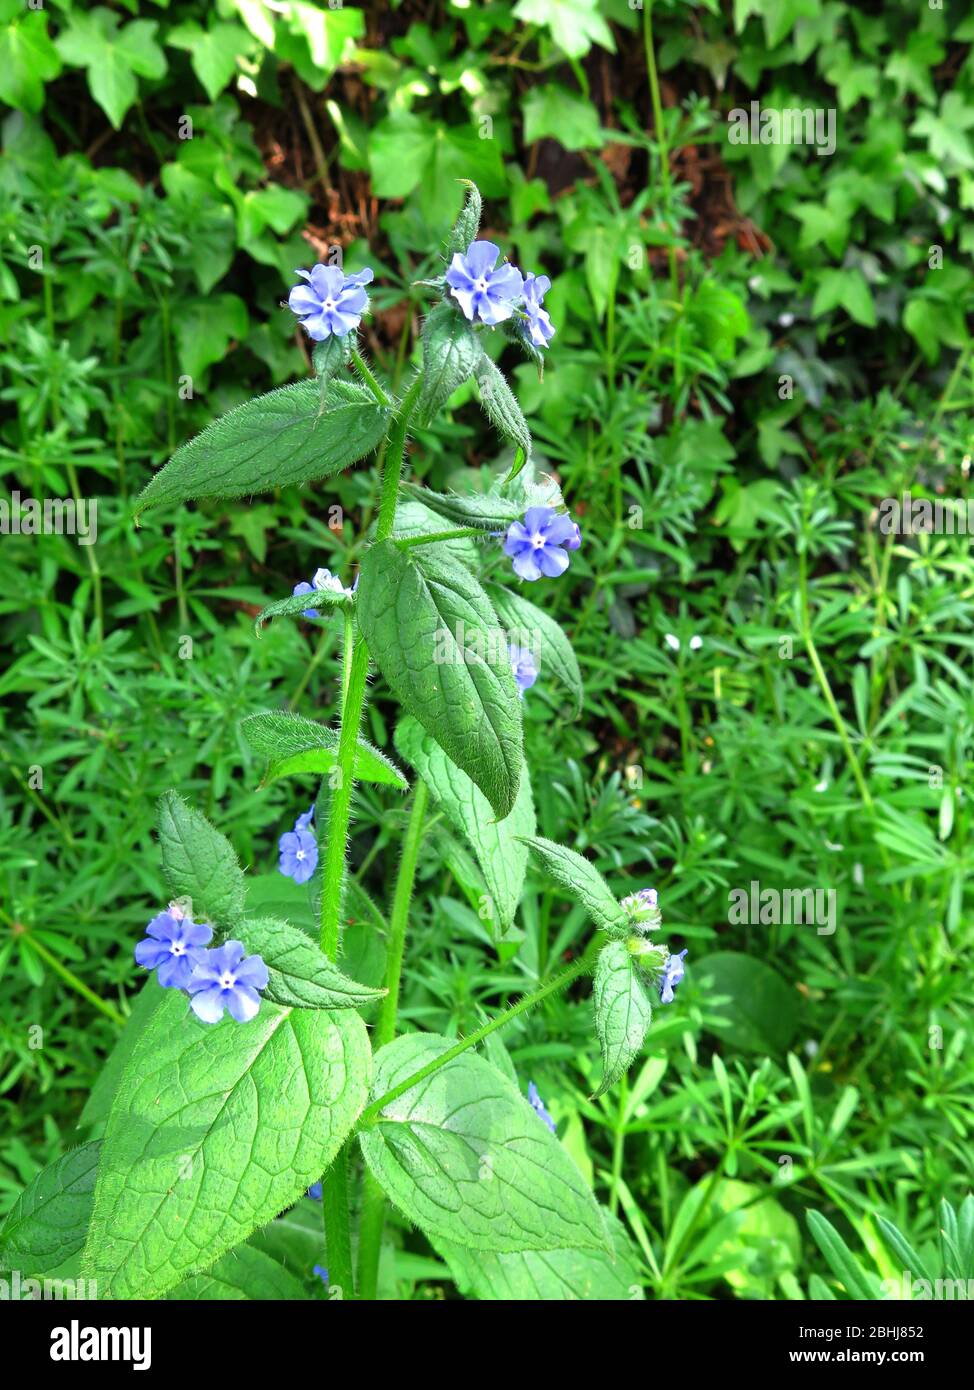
<box><xmin>292</xmin><ymin>567</ymin><xmax>357</xmax><ymax>620</ymax></box>
<box><xmin>295</xmin><ymin>804</ymin><xmax>315</xmax><ymax>833</ymax></box>
<box><xmin>292</xmin><ymin>580</ymin><xmax>319</xmax><ymax>619</ymax></box>
<box><xmin>278</xmin><ymin>826</ymin><xmax>317</xmax><ymax>884</ymax></box>
<box><xmin>658</xmin><ymin>949</ymin><xmax>687</xmax><ymax>1005</ymax></box>
<box><xmin>509</xmin><ymin>643</ymin><xmax>538</xmax><ymax>698</ymax></box>
<box><xmin>134</xmin><ymin>905</ymin><xmax>212</xmax><ymax>990</ymax></box>
<box><xmin>520</xmin><ymin>272</ymin><xmax>555</xmax><ymax>349</ymax></box>
<box><xmin>313</xmin><ymin>1265</ymin><xmax>329</xmax><ymax>1286</ymax></box>
<box><xmin>503</xmin><ymin>507</ymin><xmax>581</xmax><ymax>582</ymax></box>
<box><xmin>527</xmin><ymin>1081</ymin><xmax>557</xmax><ymax>1133</ymax></box>
<box><xmin>446</xmin><ymin>241</ymin><xmax>523</xmax><ymax>326</ymax></box>
<box><xmin>287</xmin><ymin>264</ymin><xmax>373</xmax><ymax>340</ymax></box>
<box><xmin>307</xmin><ymin>1181</ymin><xmax>323</xmax><ymax>1200</ymax></box>
<box><xmin>187</xmin><ymin>940</ymin><xmax>269</xmax><ymax>1024</ymax></box>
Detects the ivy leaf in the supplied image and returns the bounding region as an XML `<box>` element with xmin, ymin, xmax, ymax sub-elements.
<box><xmin>416</xmin><ymin>303</ymin><xmax>483</xmax><ymax>426</ymax></box>
<box><xmin>437</xmin><ymin>1208</ymin><xmax>642</xmax><ymax>1300</ymax></box>
<box><xmin>357</xmin><ymin>540</ymin><xmax>523</xmax><ymax>818</ymax></box>
<box><xmin>395</xmin><ymin>717</ymin><xmax>535</xmax><ymax>935</ymax></box>
<box><xmin>0</xmin><ymin>1</ymin><xmax>61</xmax><ymax>114</ymax></box>
<box><xmin>134</xmin><ymin>380</ymin><xmax>389</xmax><ymax>518</ymax></box>
<box><xmin>176</xmin><ymin>293</ymin><xmax>248</xmax><ymax>378</ymax></box>
<box><xmin>593</xmin><ymin>941</ymin><xmax>654</xmax><ymax>1096</ymax></box>
<box><xmin>522</xmin><ymin>84</ymin><xmax>603</xmax><ymax>151</ymax></box>
<box><xmin>518</xmin><ymin>836</ymin><xmax>628</xmax><ymax>936</ymax></box>
<box><xmin>487</xmin><ymin>584</ymin><xmax>583</xmax><ymax>716</ymax></box>
<box><xmin>82</xmin><ymin>991</ymin><xmax>371</xmax><ymax>1299</ymax></box>
<box><xmin>243</xmin><ymin>917</ymin><xmax>386</xmax><ymax>1011</ymax></box>
<box><xmin>360</xmin><ymin>1033</ymin><xmax>609</xmax><ymax>1253</ymax></box>
<box><xmin>166</xmin><ymin>20</ymin><xmax>250</xmax><ymax>102</ymax></box>
<box><xmin>811</xmin><ymin>269</ymin><xmax>876</xmax><ymax>328</ymax></box>
<box><xmin>0</xmin><ymin>1142</ymin><xmax>100</xmax><ymax>1278</ymax></box>
<box><xmin>240</xmin><ymin>710</ymin><xmax>406</xmax><ymax>790</ymax></box>
<box><xmin>369</xmin><ymin>111</ymin><xmax>506</xmax><ymax>224</ymax></box>
<box><xmin>168</xmin><ymin>1243</ymin><xmax>307</xmax><ymax>1300</ymax></box>
<box><xmin>512</xmin><ymin>0</ymin><xmax>615</xmax><ymax>59</ymax></box>
<box><xmin>156</xmin><ymin>791</ymin><xmax>246</xmax><ymax>929</ymax></box>
<box><xmin>55</xmin><ymin>8</ymin><xmax>167</xmax><ymax>130</ymax></box>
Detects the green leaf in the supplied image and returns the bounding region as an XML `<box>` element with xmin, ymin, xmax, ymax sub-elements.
<box><xmin>176</xmin><ymin>294</ymin><xmax>249</xmax><ymax>378</ymax></box>
<box><xmin>0</xmin><ymin>1143</ymin><xmax>100</xmax><ymax>1278</ymax></box>
<box><xmin>55</xmin><ymin>9</ymin><xmax>166</xmax><ymax>130</ymax></box>
<box><xmin>437</xmin><ymin>1208</ymin><xmax>641</xmax><ymax>1299</ymax></box>
<box><xmin>522</xmin><ymin>84</ymin><xmax>603</xmax><ymax>151</ymax></box>
<box><xmin>156</xmin><ymin>791</ymin><xmax>246</xmax><ymax>928</ymax></box>
<box><xmin>395</xmin><ymin>717</ymin><xmax>535</xmax><ymax>934</ymax></box>
<box><xmin>487</xmin><ymin>584</ymin><xmax>583</xmax><ymax>716</ymax></box>
<box><xmin>416</xmin><ymin>303</ymin><xmax>482</xmax><ymax>426</ymax></box>
<box><xmin>80</xmin><ymin>982</ymin><xmax>165</xmax><ymax>1132</ymax></box>
<box><xmin>357</xmin><ymin>540</ymin><xmax>523</xmax><ymax>817</ymax></box>
<box><xmin>0</xmin><ymin>3</ymin><xmax>61</xmax><ymax>114</ymax></box>
<box><xmin>83</xmin><ymin>992</ymin><xmax>370</xmax><ymax>1299</ymax></box>
<box><xmin>445</xmin><ymin>180</ymin><xmax>482</xmax><ymax>257</ymax></box>
<box><xmin>694</xmin><ymin>951</ymin><xmax>799</xmax><ymax>1054</ymax></box>
<box><xmin>807</xmin><ymin>1210</ymin><xmax>882</xmax><ymax>1300</ymax></box>
<box><xmin>369</xmin><ymin>111</ymin><xmax>506</xmax><ymax>224</ymax></box>
<box><xmin>592</xmin><ymin>941</ymin><xmax>654</xmax><ymax>1096</ymax></box>
<box><xmin>476</xmin><ymin>353</ymin><xmax>533</xmax><ymax>468</ymax></box>
<box><xmin>312</xmin><ymin>333</ymin><xmax>351</xmax><ymax>382</ymax></box>
<box><xmin>360</xmin><ymin>1033</ymin><xmax>608</xmax><ymax>1253</ymax></box>
<box><xmin>252</xmin><ymin>586</ymin><xmax>349</xmax><ymax>634</ymax></box>
<box><xmin>512</xmin><ymin>0</ymin><xmax>615</xmax><ymax>59</ymax></box>
<box><xmin>243</xmin><ymin>916</ymin><xmax>385</xmax><ymax>1010</ymax></box>
<box><xmin>240</xmin><ymin>710</ymin><xmax>407</xmax><ymax>790</ymax></box>
<box><xmin>810</xmin><ymin>268</ymin><xmax>876</xmax><ymax>328</ymax></box>
<box><xmin>399</xmin><ymin>482</ymin><xmax>524</xmax><ymax>530</ymax></box>
<box><xmin>168</xmin><ymin>1243</ymin><xmax>307</xmax><ymax>1300</ymax></box>
<box><xmin>386</xmin><ymin>497</ymin><xmax>480</xmax><ymax>569</ymax></box>
<box><xmin>134</xmin><ymin>380</ymin><xmax>389</xmax><ymax>518</ymax></box>
<box><xmin>519</xmin><ymin>835</ymin><xmax>628</xmax><ymax>935</ymax></box>
<box><xmin>167</xmin><ymin>20</ymin><xmax>249</xmax><ymax>102</ymax></box>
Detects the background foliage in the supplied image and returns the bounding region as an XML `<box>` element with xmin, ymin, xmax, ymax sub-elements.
<box><xmin>1</xmin><ymin>0</ymin><xmax>973</xmax><ymax>1299</ymax></box>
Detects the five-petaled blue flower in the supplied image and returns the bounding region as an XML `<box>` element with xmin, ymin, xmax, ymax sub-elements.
<box><xmin>134</xmin><ymin>904</ymin><xmax>212</xmax><ymax>990</ymax></box>
<box><xmin>504</xmin><ymin>507</ymin><xmax>581</xmax><ymax>582</ymax></box>
<box><xmin>279</xmin><ymin>805</ymin><xmax>318</xmax><ymax>884</ymax></box>
<box><xmin>446</xmin><ymin>241</ymin><xmax>523</xmax><ymax>326</ymax></box>
<box><xmin>288</xmin><ymin>265</ymin><xmax>373</xmax><ymax>340</ymax></box>
<box><xmin>527</xmin><ymin>1081</ymin><xmax>557</xmax><ymax>1133</ymax></box>
<box><xmin>509</xmin><ymin>643</ymin><xmax>538</xmax><ymax>698</ymax></box>
<box><xmin>187</xmin><ymin>940</ymin><xmax>269</xmax><ymax>1024</ymax></box>
<box><xmin>658</xmin><ymin>949</ymin><xmax>687</xmax><ymax>1005</ymax></box>
<box><xmin>520</xmin><ymin>273</ymin><xmax>555</xmax><ymax>349</ymax></box>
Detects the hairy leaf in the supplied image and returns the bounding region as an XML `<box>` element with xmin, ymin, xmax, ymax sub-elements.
<box><xmin>240</xmin><ymin>711</ymin><xmax>407</xmax><ymax>789</ymax></box>
<box><xmin>83</xmin><ymin>992</ymin><xmax>370</xmax><ymax>1299</ymax></box>
<box><xmin>593</xmin><ymin>941</ymin><xmax>654</xmax><ymax>1096</ymax></box>
<box><xmin>476</xmin><ymin>352</ymin><xmax>532</xmax><ymax>469</ymax></box>
<box><xmin>156</xmin><ymin>790</ymin><xmax>246</xmax><ymax>928</ymax></box>
<box><xmin>357</xmin><ymin>540</ymin><xmax>522</xmax><ymax>817</ymax></box>
<box><xmin>135</xmin><ymin>379</ymin><xmax>388</xmax><ymax>517</ymax></box>
<box><xmin>253</xmin><ymin>586</ymin><xmax>349</xmax><ymax>635</ymax></box>
<box><xmin>519</xmin><ymin>835</ymin><xmax>628</xmax><ymax>936</ymax></box>
<box><xmin>445</xmin><ymin>179</ymin><xmax>482</xmax><ymax>257</ymax></box>
<box><xmin>168</xmin><ymin>1243</ymin><xmax>307</xmax><ymax>1300</ymax></box>
<box><xmin>244</xmin><ymin>916</ymin><xmax>385</xmax><ymax>1010</ymax></box>
<box><xmin>0</xmin><ymin>1142</ymin><xmax>100</xmax><ymax>1278</ymax></box>
<box><xmin>359</xmin><ymin>1033</ymin><xmax>608</xmax><ymax>1254</ymax></box>
<box><xmin>416</xmin><ymin>302</ymin><xmax>482</xmax><ymax>426</ymax></box>
<box><xmin>395</xmin><ymin>716</ymin><xmax>534</xmax><ymax>934</ymax></box>
<box><xmin>487</xmin><ymin>584</ymin><xmax>583</xmax><ymax>716</ymax></box>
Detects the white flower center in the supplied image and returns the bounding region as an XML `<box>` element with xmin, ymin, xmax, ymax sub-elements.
<box><xmin>475</xmin><ymin>277</ymin><xmax>489</xmax><ymax>292</ymax></box>
<box><xmin>171</xmin><ymin>942</ymin><xmax>185</xmax><ymax>955</ymax></box>
<box><xmin>532</xmin><ymin>535</ymin><xmax>545</xmax><ymax>548</ymax></box>
<box><xmin>296</xmin><ymin>849</ymin><xmax>306</xmax><ymax>861</ymax></box>
<box><xmin>219</xmin><ymin>972</ymin><xmax>236</xmax><ymax>989</ymax></box>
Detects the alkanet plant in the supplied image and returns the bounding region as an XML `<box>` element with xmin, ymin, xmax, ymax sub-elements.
<box><xmin>5</xmin><ymin>184</ymin><xmax>686</xmax><ymax>1302</ymax></box>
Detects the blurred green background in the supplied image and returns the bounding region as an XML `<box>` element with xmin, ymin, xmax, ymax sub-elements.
<box><xmin>1</xmin><ymin>0</ymin><xmax>973</xmax><ymax>1299</ymax></box>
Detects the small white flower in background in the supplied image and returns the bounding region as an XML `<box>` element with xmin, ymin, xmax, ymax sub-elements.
<box><xmin>778</xmin><ymin>311</ymin><xmax>795</xmax><ymax>327</ymax></box>
<box><xmin>853</xmin><ymin>862</ymin><xmax>864</xmax><ymax>887</ymax></box>
<box><xmin>814</xmin><ymin>778</ymin><xmax>828</xmax><ymax>792</ymax></box>
<box><xmin>824</xmin><ymin>839</ymin><xmax>844</xmax><ymax>852</ymax></box>
<box><xmin>689</xmin><ymin>634</ymin><xmax>703</xmax><ymax>650</ymax></box>
<box><xmin>664</xmin><ymin>633</ymin><xmax>680</xmax><ymax>651</ymax></box>
<box><xmin>804</xmin><ymin>1040</ymin><xmax>820</xmax><ymax>1058</ymax></box>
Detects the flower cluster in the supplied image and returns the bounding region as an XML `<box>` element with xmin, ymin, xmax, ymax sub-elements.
<box><xmin>292</xmin><ymin>567</ymin><xmax>357</xmax><ymax>619</ymax></box>
<box><xmin>446</xmin><ymin>241</ymin><xmax>555</xmax><ymax>349</ymax></box>
<box><xmin>135</xmin><ymin>904</ymin><xmax>269</xmax><ymax>1025</ymax></box>
<box><xmin>504</xmin><ymin>506</ymin><xmax>582</xmax><ymax>582</ymax></box>
<box><xmin>622</xmin><ymin>887</ymin><xmax>687</xmax><ymax>1005</ymax></box>
<box><xmin>279</xmin><ymin>805</ymin><xmax>318</xmax><ymax>885</ymax></box>
<box><xmin>287</xmin><ymin>264</ymin><xmax>374</xmax><ymax>340</ymax></box>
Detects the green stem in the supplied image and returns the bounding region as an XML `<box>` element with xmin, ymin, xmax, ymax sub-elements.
<box><xmin>376</xmin><ymin>374</ymin><xmax>423</xmax><ymax>540</ymax></box>
<box><xmin>357</xmin><ymin>781</ymin><xmax>430</xmax><ymax>1299</ymax></box>
<box><xmin>394</xmin><ymin>527</ymin><xmax>484</xmax><ymax>549</ymax></box>
<box><xmin>321</xmin><ymin>1146</ymin><xmax>355</xmax><ymax>1301</ymax></box>
<box><xmin>358</xmin><ymin>950</ymin><xmax>596</xmax><ymax>1128</ymax></box>
<box><xmin>318</xmin><ymin>640</ymin><xmax>370</xmax><ymax>959</ymax></box>
<box><xmin>351</xmin><ymin>349</ymin><xmax>391</xmax><ymax>407</ymax></box>
<box><xmin>643</xmin><ymin>1</ymin><xmax>679</xmax><ymax>302</ymax></box>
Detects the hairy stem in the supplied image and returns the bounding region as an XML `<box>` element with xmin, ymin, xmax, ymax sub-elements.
<box><xmin>357</xmin><ymin>780</ymin><xmax>430</xmax><ymax>1299</ymax></box>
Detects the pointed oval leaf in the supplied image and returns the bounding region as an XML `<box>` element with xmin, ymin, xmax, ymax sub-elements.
<box><xmin>359</xmin><ymin>1032</ymin><xmax>608</xmax><ymax>1255</ymax></box>
<box><xmin>0</xmin><ymin>1142</ymin><xmax>101</xmax><ymax>1278</ymax></box>
<box><xmin>82</xmin><ymin>992</ymin><xmax>370</xmax><ymax>1299</ymax></box>
<box><xmin>240</xmin><ymin>711</ymin><xmax>407</xmax><ymax>789</ymax></box>
<box><xmin>487</xmin><ymin>584</ymin><xmax>583</xmax><ymax>716</ymax></box>
<box><xmin>593</xmin><ymin>941</ymin><xmax>654</xmax><ymax>1096</ymax></box>
<box><xmin>157</xmin><ymin>790</ymin><xmax>246</xmax><ymax>927</ymax></box>
<box><xmin>518</xmin><ymin>835</ymin><xmax>628</xmax><ymax>937</ymax></box>
<box><xmin>477</xmin><ymin>351</ymin><xmax>532</xmax><ymax>466</ymax></box>
<box><xmin>416</xmin><ymin>302</ymin><xmax>482</xmax><ymax>426</ymax></box>
<box><xmin>357</xmin><ymin>540</ymin><xmax>522</xmax><ymax>817</ymax></box>
<box><xmin>244</xmin><ymin>916</ymin><xmax>386</xmax><ymax>1010</ymax></box>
